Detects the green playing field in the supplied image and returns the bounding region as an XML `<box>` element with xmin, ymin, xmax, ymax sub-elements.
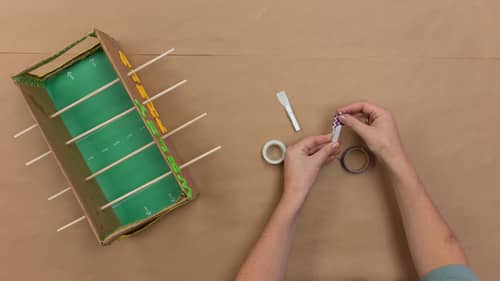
<box><xmin>45</xmin><ymin>49</ymin><xmax>183</xmax><ymax>226</ymax></box>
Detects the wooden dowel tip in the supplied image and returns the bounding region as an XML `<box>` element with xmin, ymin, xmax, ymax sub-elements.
<box><xmin>56</xmin><ymin>216</ymin><xmax>86</xmax><ymax>232</ymax></box>
<box><xmin>25</xmin><ymin>151</ymin><xmax>52</xmax><ymax>166</ymax></box>
<box><xmin>48</xmin><ymin>186</ymin><xmax>72</xmax><ymax>201</ymax></box>
<box><xmin>14</xmin><ymin>124</ymin><xmax>38</xmax><ymax>139</ymax></box>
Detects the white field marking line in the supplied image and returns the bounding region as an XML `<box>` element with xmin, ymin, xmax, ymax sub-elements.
<box><xmin>100</xmin><ymin>145</ymin><xmax>222</xmax><ymax>210</ymax></box>
<box><xmin>85</xmin><ymin>112</ymin><xmax>207</xmax><ymax>181</ymax></box>
<box><xmin>13</xmin><ymin>124</ymin><xmax>38</xmax><ymax>138</ymax></box>
<box><xmin>50</xmin><ymin>48</ymin><xmax>175</xmax><ymax>119</ymax></box>
<box><xmin>25</xmin><ymin>151</ymin><xmax>52</xmax><ymax>166</ymax></box>
<box><xmin>56</xmin><ymin>215</ymin><xmax>86</xmax><ymax>232</ymax></box>
<box><xmin>65</xmin><ymin>79</ymin><xmax>187</xmax><ymax>145</ymax></box>
<box><xmin>47</xmin><ymin>186</ymin><xmax>72</xmax><ymax>201</ymax></box>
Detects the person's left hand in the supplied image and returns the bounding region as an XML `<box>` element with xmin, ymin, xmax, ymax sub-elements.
<box><xmin>282</xmin><ymin>134</ymin><xmax>340</xmax><ymax>206</ymax></box>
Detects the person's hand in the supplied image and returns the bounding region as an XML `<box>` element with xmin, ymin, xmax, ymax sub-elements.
<box><xmin>282</xmin><ymin>134</ymin><xmax>340</xmax><ymax>206</ymax></box>
<box><xmin>337</xmin><ymin>102</ymin><xmax>406</xmax><ymax>165</ymax></box>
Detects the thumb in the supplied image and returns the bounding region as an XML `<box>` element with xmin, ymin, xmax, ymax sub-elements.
<box><xmin>339</xmin><ymin>114</ymin><xmax>371</xmax><ymax>139</ymax></box>
<box><xmin>313</xmin><ymin>142</ymin><xmax>339</xmax><ymax>164</ymax></box>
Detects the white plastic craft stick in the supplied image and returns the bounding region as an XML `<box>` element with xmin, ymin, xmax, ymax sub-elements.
<box><xmin>47</xmin><ymin>186</ymin><xmax>72</xmax><ymax>201</ymax></box>
<box><xmin>332</xmin><ymin>125</ymin><xmax>342</xmax><ymax>142</ymax></box>
<box><xmin>276</xmin><ymin>91</ymin><xmax>301</xmax><ymax>132</ymax></box>
<box><xmin>100</xmin><ymin>146</ymin><xmax>222</xmax><ymax>210</ymax></box>
<box><xmin>51</xmin><ymin>48</ymin><xmax>176</xmax><ymax>119</ymax></box>
<box><xmin>85</xmin><ymin>112</ymin><xmax>207</xmax><ymax>181</ymax></box>
<box><xmin>25</xmin><ymin>150</ymin><xmax>52</xmax><ymax>166</ymax></box>
<box><xmin>14</xmin><ymin>124</ymin><xmax>38</xmax><ymax>138</ymax></box>
<box><xmin>57</xmin><ymin>215</ymin><xmax>86</xmax><ymax>232</ymax></box>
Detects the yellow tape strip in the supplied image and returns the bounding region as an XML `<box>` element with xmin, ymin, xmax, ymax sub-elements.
<box><xmin>131</xmin><ymin>73</ymin><xmax>141</xmax><ymax>84</ymax></box>
<box><xmin>136</xmin><ymin>84</ymin><xmax>149</xmax><ymax>99</ymax></box>
<box><xmin>118</xmin><ymin>50</ymin><xmax>132</xmax><ymax>69</ymax></box>
<box><xmin>155</xmin><ymin>117</ymin><xmax>168</xmax><ymax>133</ymax></box>
<box><xmin>147</xmin><ymin>103</ymin><xmax>159</xmax><ymax>118</ymax></box>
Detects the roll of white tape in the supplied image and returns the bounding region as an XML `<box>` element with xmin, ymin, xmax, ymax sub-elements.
<box><xmin>262</xmin><ymin>140</ymin><xmax>286</xmax><ymax>165</ymax></box>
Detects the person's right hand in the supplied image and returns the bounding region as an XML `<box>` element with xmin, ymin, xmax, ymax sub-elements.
<box><xmin>337</xmin><ymin>102</ymin><xmax>406</xmax><ymax>164</ymax></box>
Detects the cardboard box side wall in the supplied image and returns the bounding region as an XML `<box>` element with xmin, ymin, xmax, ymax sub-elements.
<box><xmin>15</xmin><ymin>83</ymin><xmax>121</xmax><ymax>242</ymax></box>
<box><xmin>96</xmin><ymin>29</ymin><xmax>197</xmax><ymax>198</ymax></box>
<box><xmin>95</xmin><ymin>29</ymin><xmax>199</xmax><ymax>241</ymax></box>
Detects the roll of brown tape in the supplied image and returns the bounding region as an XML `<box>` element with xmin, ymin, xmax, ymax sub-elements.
<box><xmin>340</xmin><ymin>145</ymin><xmax>374</xmax><ymax>174</ymax></box>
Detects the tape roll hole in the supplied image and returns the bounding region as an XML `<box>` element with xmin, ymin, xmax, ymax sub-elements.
<box><xmin>262</xmin><ymin>140</ymin><xmax>286</xmax><ymax>165</ymax></box>
<box><xmin>267</xmin><ymin>146</ymin><xmax>283</xmax><ymax>160</ymax></box>
<box><xmin>344</xmin><ymin>150</ymin><xmax>368</xmax><ymax>170</ymax></box>
<box><xmin>340</xmin><ymin>146</ymin><xmax>373</xmax><ymax>174</ymax></box>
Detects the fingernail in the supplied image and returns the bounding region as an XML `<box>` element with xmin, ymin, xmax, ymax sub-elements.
<box><xmin>332</xmin><ymin>142</ymin><xmax>339</xmax><ymax>148</ymax></box>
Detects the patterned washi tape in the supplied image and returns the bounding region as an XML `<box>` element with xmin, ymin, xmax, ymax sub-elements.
<box><xmin>332</xmin><ymin>112</ymin><xmax>343</xmax><ymax>142</ymax></box>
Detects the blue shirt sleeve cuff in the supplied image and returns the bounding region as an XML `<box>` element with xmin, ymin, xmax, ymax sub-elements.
<box><xmin>422</xmin><ymin>264</ymin><xmax>479</xmax><ymax>281</ymax></box>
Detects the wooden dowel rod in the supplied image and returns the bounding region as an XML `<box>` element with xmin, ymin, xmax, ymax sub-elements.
<box><xmin>161</xmin><ymin>112</ymin><xmax>207</xmax><ymax>139</ymax></box>
<box><xmin>100</xmin><ymin>172</ymin><xmax>173</xmax><ymax>210</ymax></box>
<box><xmin>100</xmin><ymin>145</ymin><xmax>222</xmax><ymax>210</ymax></box>
<box><xmin>14</xmin><ymin>124</ymin><xmax>38</xmax><ymax>138</ymax></box>
<box><xmin>179</xmin><ymin>145</ymin><xmax>222</xmax><ymax>170</ymax></box>
<box><xmin>85</xmin><ymin>112</ymin><xmax>208</xmax><ymax>181</ymax></box>
<box><xmin>65</xmin><ymin>80</ymin><xmax>186</xmax><ymax>145</ymax></box>
<box><xmin>178</xmin><ymin>146</ymin><xmax>222</xmax><ymax>170</ymax></box>
<box><xmin>51</xmin><ymin>78</ymin><xmax>120</xmax><ymax>118</ymax></box>
<box><xmin>56</xmin><ymin>215</ymin><xmax>86</xmax><ymax>232</ymax></box>
<box><xmin>87</xmin><ymin>142</ymin><xmax>155</xmax><ymax>180</ymax></box>
<box><xmin>25</xmin><ymin>150</ymin><xmax>52</xmax><ymax>166</ymax></box>
<box><xmin>66</xmin><ymin>107</ymin><xmax>135</xmax><ymax>145</ymax></box>
<box><xmin>47</xmin><ymin>186</ymin><xmax>72</xmax><ymax>201</ymax></box>
<box><xmin>141</xmin><ymin>80</ymin><xmax>187</xmax><ymax>104</ymax></box>
<box><xmin>51</xmin><ymin>48</ymin><xmax>175</xmax><ymax>119</ymax></box>
<box><xmin>128</xmin><ymin>48</ymin><xmax>175</xmax><ymax>74</ymax></box>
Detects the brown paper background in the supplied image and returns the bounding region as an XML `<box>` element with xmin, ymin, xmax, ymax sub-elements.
<box><xmin>1</xmin><ymin>1</ymin><xmax>499</xmax><ymax>280</ymax></box>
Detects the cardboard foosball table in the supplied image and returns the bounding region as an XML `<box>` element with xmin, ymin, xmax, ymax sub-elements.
<box><xmin>12</xmin><ymin>29</ymin><xmax>219</xmax><ymax>245</ymax></box>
